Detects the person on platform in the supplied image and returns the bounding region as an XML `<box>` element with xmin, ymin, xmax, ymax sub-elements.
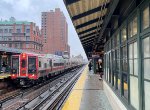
<box><xmin>98</xmin><ymin>59</ymin><xmax>103</xmax><ymax>80</ymax></box>
<box><xmin>88</xmin><ymin>61</ymin><xmax>92</xmax><ymax>71</ymax></box>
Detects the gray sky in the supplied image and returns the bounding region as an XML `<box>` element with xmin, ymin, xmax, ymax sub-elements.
<box><xmin>0</xmin><ymin>0</ymin><xmax>87</xmax><ymax>59</ymax></box>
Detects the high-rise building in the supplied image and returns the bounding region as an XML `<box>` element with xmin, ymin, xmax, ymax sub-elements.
<box><xmin>0</xmin><ymin>17</ymin><xmax>43</xmax><ymax>53</ymax></box>
<box><xmin>41</xmin><ymin>8</ymin><xmax>70</xmax><ymax>55</ymax></box>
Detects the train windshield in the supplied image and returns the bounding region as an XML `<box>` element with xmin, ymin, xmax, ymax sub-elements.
<box><xmin>28</xmin><ymin>57</ymin><xmax>36</xmax><ymax>72</ymax></box>
<box><xmin>12</xmin><ymin>57</ymin><xmax>19</xmax><ymax>69</ymax></box>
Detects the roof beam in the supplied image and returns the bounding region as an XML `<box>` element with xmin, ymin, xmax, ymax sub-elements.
<box><xmin>79</xmin><ymin>32</ymin><xmax>96</xmax><ymax>39</ymax></box>
<box><xmin>82</xmin><ymin>38</ymin><xmax>94</xmax><ymax>44</ymax></box>
<box><xmin>97</xmin><ymin>0</ymin><xmax>119</xmax><ymax>42</ymax></box>
<box><xmin>76</xmin><ymin>18</ymin><xmax>99</xmax><ymax>29</ymax></box>
<box><xmin>72</xmin><ymin>5</ymin><xmax>108</xmax><ymax>21</ymax></box>
<box><xmin>78</xmin><ymin>26</ymin><xmax>97</xmax><ymax>35</ymax></box>
<box><xmin>81</xmin><ymin>38</ymin><xmax>95</xmax><ymax>44</ymax></box>
<box><xmin>64</xmin><ymin>0</ymin><xmax>80</xmax><ymax>5</ymax></box>
<box><xmin>83</xmin><ymin>42</ymin><xmax>94</xmax><ymax>47</ymax></box>
<box><xmin>80</xmin><ymin>35</ymin><xmax>95</xmax><ymax>41</ymax></box>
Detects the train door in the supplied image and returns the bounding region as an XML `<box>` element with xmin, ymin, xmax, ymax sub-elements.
<box><xmin>11</xmin><ymin>56</ymin><xmax>19</xmax><ymax>76</ymax></box>
<box><xmin>20</xmin><ymin>53</ymin><xmax>27</xmax><ymax>77</ymax></box>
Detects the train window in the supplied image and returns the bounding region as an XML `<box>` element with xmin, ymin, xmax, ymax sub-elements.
<box><xmin>12</xmin><ymin>57</ymin><xmax>19</xmax><ymax>69</ymax></box>
<box><xmin>21</xmin><ymin>60</ymin><xmax>26</xmax><ymax>68</ymax></box>
<box><xmin>28</xmin><ymin>57</ymin><xmax>36</xmax><ymax>71</ymax></box>
<box><xmin>39</xmin><ymin>61</ymin><xmax>41</xmax><ymax>67</ymax></box>
<box><xmin>142</xmin><ymin>6</ymin><xmax>149</xmax><ymax>30</ymax></box>
<box><xmin>49</xmin><ymin>61</ymin><xmax>51</xmax><ymax>67</ymax></box>
<box><xmin>44</xmin><ymin>63</ymin><xmax>47</xmax><ymax>68</ymax></box>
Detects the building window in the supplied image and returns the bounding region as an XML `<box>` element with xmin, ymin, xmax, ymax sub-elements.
<box><xmin>142</xmin><ymin>6</ymin><xmax>149</xmax><ymax>30</ymax></box>
<box><xmin>16</xmin><ymin>29</ymin><xmax>21</xmax><ymax>33</ymax></box>
<box><xmin>0</xmin><ymin>29</ymin><xmax>3</xmax><ymax>33</ymax></box>
<box><xmin>9</xmin><ymin>29</ymin><xmax>12</xmax><ymax>33</ymax></box>
<box><xmin>26</xmin><ymin>36</ymin><xmax>30</xmax><ymax>41</ymax></box>
<box><xmin>4</xmin><ymin>29</ymin><xmax>8</xmax><ymax>33</ymax></box>
<box><xmin>26</xmin><ymin>29</ymin><xmax>30</xmax><ymax>33</ymax></box>
<box><xmin>128</xmin><ymin>17</ymin><xmax>137</xmax><ymax>38</ymax></box>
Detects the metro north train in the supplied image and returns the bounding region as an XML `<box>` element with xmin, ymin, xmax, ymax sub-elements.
<box><xmin>10</xmin><ymin>53</ymin><xmax>82</xmax><ymax>86</ymax></box>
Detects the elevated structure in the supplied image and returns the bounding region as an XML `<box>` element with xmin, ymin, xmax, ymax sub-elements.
<box><xmin>64</xmin><ymin>0</ymin><xmax>150</xmax><ymax>110</ymax></box>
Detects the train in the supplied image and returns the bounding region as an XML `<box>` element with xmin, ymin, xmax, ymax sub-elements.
<box><xmin>10</xmin><ymin>53</ymin><xmax>82</xmax><ymax>86</ymax></box>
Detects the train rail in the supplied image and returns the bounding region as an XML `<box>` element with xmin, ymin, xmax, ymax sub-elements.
<box><xmin>0</xmin><ymin>65</ymin><xmax>84</xmax><ymax>110</ymax></box>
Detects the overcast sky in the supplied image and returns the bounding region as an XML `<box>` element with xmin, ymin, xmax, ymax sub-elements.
<box><xmin>0</xmin><ymin>0</ymin><xmax>87</xmax><ymax>59</ymax></box>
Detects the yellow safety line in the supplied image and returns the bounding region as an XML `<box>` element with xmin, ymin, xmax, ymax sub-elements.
<box><xmin>62</xmin><ymin>65</ymin><xmax>88</xmax><ymax>110</ymax></box>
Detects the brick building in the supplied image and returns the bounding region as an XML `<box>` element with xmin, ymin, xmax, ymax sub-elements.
<box><xmin>41</xmin><ymin>8</ymin><xmax>70</xmax><ymax>56</ymax></box>
<box><xmin>0</xmin><ymin>17</ymin><xmax>43</xmax><ymax>53</ymax></box>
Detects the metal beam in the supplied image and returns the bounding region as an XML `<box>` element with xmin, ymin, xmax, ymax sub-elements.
<box><xmin>82</xmin><ymin>39</ymin><xmax>94</xmax><ymax>44</ymax></box>
<box><xmin>64</xmin><ymin>0</ymin><xmax>80</xmax><ymax>5</ymax></box>
<box><xmin>81</xmin><ymin>38</ymin><xmax>95</xmax><ymax>44</ymax></box>
<box><xmin>80</xmin><ymin>35</ymin><xmax>95</xmax><ymax>41</ymax></box>
<box><xmin>75</xmin><ymin>18</ymin><xmax>99</xmax><ymax>29</ymax></box>
<box><xmin>82</xmin><ymin>41</ymin><xmax>94</xmax><ymax>46</ymax></box>
<box><xmin>80</xmin><ymin>32</ymin><xmax>96</xmax><ymax>39</ymax></box>
<box><xmin>78</xmin><ymin>26</ymin><xmax>97</xmax><ymax>35</ymax></box>
<box><xmin>97</xmin><ymin>0</ymin><xmax>119</xmax><ymax>42</ymax></box>
<box><xmin>72</xmin><ymin>5</ymin><xmax>108</xmax><ymax>20</ymax></box>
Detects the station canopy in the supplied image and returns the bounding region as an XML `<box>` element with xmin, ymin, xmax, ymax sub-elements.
<box><xmin>64</xmin><ymin>0</ymin><xmax>111</xmax><ymax>56</ymax></box>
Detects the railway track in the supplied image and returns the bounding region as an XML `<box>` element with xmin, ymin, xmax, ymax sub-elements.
<box><xmin>0</xmin><ymin>66</ymin><xmax>84</xmax><ymax>110</ymax></box>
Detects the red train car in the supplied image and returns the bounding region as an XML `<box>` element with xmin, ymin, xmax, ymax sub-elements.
<box><xmin>11</xmin><ymin>53</ymin><xmax>66</xmax><ymax>86</ymax></box>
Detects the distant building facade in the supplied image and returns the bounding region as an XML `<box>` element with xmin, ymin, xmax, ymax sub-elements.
<box><xmin>0</xmin><ymin>17</ymin><xmax>43</xmax><ymax>53</ymax></box>
<box><xmin>41</xmin><ymin>8</ymin><xmax>70</xmax><ymax>56</ymax></box>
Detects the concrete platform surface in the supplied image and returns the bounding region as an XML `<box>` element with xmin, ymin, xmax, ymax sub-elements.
<box><xmin>62</xmin><ymin>65</ymin><xmax>112</xmax><ymax>110</ymax></box>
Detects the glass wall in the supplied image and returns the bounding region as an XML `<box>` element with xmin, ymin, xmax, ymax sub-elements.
<box><xmin>143</xmin><ymin>36</ymin><xmax>150</xmax><ymax>110</ymax></box>
<box><xmin>103</xmin><ymin>1</ymin><xmax>150</xmax><ymax>110</ymax></box>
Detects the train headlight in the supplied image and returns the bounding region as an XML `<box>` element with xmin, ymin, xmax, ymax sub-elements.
<box><xmin>12</xmin><ymin>74</ymin><xmax>15</xmax><ymax>77</ymax></box>
<box><xmin>32</xmin><ymin>74</ymin><xmax>35</xmax><ymax>76</ymax></box>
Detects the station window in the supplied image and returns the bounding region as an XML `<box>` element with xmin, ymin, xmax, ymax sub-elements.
<box><xmin>142</xmin><ymin>6</ymin><xmax>149</xmax><ymax>30</ymax></box>
<box><xmin>121</xmin><ymin>28</ymin><xmax>127</xmax><ymax>42</ymax></box>
<box><xmin>128</xmin><ymin>17</ymin><xmax>137</xmax><ymax>38</ymax></box>
<box><xmin>143</xmin><ymin>36</ymin><xmax>150</xmax><ymax>110</ymax></box>
<box><xmin>129</xmin><ymin>42</ymin><xmax>138</xmax><ymax>76</ymax></box>
<box><xmin>129</xmin><ymin>41</ymin><xmax>139</xmax><ymax>110</ymax></box>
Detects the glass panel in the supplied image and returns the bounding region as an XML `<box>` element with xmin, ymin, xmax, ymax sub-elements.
<box><xmin>143</xmin><ymin>6</ymin><xmax>149</xmax><ymax>30</ymax></box>
<box><xmin>123</xmin><ymin>46</ymin><xmax>127</xmax><ymax>58</ymax></box>
<box><xmin>134</xmin><ymin>42</ymin><xmax>138</xmax><ymax>58</ymax></box>
<box><xmin>133</xmin><ymin>17</ymin><xmax>137</xmax><ymax>36</ymax></box>
<box><xmin>134</xmin><ymin>59</ymin><xmax>138</xmax><ymax>76</ymax></box>
<box><xmin>28</xmin><ymin>57</ymin><xmax>36</xmax><ymax>73</ymax></box>
<box><xmin>123</xmin><ymin>59</ymin><xmax>128</xmax><ymax>72</ymax></box>
<box><xmin>144</xmin><ymin>59</ymin><xmax>150</xmax><ymax>80</ymax></box>
<box><xmin>144</xmin><ymin>81</ymin><xmax>150</xmax><ymax>110</ymax></box>
<box><xmin>129</xmin><ymin>60</ymin><xmax>133</xmax><ymax>75</ymax></box>
<box><xmin>121</xmin><ymin>28</ymin><xmax>127</xmax><ymax>42</ymax></box>
<box><xmin>128</xmin><ymin>22</ymin><xmax>132</xmax><ymax>38</ymax></box>
<box><xmin>123</xmin><ymin>74</ymin><xmax>128</xmax><ymax>99</ymax></box>
<box><xmin>143</xmin><ymin>37</ymin><xmax>150</xmax><ymax>58</ymax></box>
<box><xmin>129</xmin><ymin>44</ymin><xmax>133</xmax><ymax>59</ymax></box>
<box><xmin>130</xmin><ymin>76</ymin><xmax>139</xmax><ymax>110</ymax></box>
<box><xmin>117</xmin><ymin>74</ymin><xmax>121</xmax><ymax>91</ymax></box>
<box><xmin>21</xmin><ymin>60</ymin><xmax>26</xmax><ymax>68</ymax></box>
<box><xmin>12</xmin><ymin>57</ymin><xmax>19</xmax><ymax>69</ymax></box>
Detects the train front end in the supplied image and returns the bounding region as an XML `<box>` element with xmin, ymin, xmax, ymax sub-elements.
<box><xmin>11</xmin><ymin>53</ymin><xmax>38</xmax><ymax>86</ymax></box>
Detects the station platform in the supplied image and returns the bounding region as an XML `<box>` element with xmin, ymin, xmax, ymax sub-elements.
<box><xmin>0</xmin><ymin>73</ymin><xmax>10</xmax><ymax>80</ymax></box>
<box><xmin>62</xmin><ymin>65</ymin><xmax>112</xmax><ymax>110</ymax></box>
